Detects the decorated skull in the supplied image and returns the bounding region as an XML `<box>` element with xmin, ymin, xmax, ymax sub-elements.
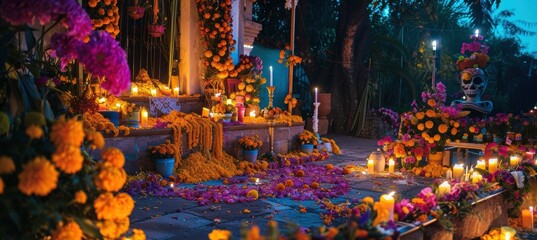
<box><xmin>460</xmin><ymin>68</ymin><xmax>487</xmax><ymax>102</ymax></box>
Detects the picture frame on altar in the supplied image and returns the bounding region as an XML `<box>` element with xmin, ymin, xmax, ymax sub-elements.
<box><xmin>225</xmin><ymin>78</ymin><xmax>241</xmax><ymax>96</ymax></box>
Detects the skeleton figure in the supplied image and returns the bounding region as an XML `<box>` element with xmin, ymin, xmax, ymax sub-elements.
<box><xmin>451</xmin><ymin>68</ymin><xmax>493</xmax><ymax>115</ymax></box>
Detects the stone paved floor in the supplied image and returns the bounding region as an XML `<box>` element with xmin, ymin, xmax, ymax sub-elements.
<box><xmin>128</xmin><ymin>135</ymin><xmax>437</xmax><ymax>239</ymax></box>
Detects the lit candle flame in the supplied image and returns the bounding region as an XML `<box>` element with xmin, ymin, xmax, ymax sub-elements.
<box><xmin>388</xmin><ymin>191</ymin><xmax>395</xmax><ymax>197</ymax></box>
<box><xmin>475</xmin><ymin>29</ymin><xmax>479</xmax><ymax>38</ymax></box>
<box><xmin>99</xmin><ymin>97</ymin><xmax>106</xmax><ymax>104</ymax></box>
<box><xmin>249</xmin><ymin>111</ymin><xmax>256</xmax><ymax>117</ymax></box>
<box><xmin>432</xmin><ymin>40</ymin><xmax>437</xmax><ymax>51</ymax></box>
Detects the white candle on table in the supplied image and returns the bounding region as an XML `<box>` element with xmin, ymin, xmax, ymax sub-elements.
<box><xmin>476</xmin><ymin>159</ymin><xmax>486</xmax><ymax>170</ymax></box>
<box><xmin>132</xmin><ymin>86</ymin><xmax>138</xmax><ymax>96</ymax></box>
<box><xmin>367</xmin><ymin>159</ymin><xmax>374</xmax><ymax>173</ymax></box>
<box><xmin>475</xmin><ymin>29</ymin><xmax>479</xmax><ymax>38</ymax></box>
<box><xmin>432</xmin><ymin>40</ymin><xmax>437</xmax><ymax>51</ymax></box>
<box><xmin>173</xmin><ymin>87</ymin><xmax>179</xmax><ymax>96</ymax></box>
<box><xmin>488</xmin><ymin>158</ymin><xmax>498</xmax><ymax>173</ymax></box>
<box><xmin>380</xmin><ymin>191</ymin><xmax>395</xmax><ymax>221</ymax></box>
<box><xmin>150</xmin><ymin>89</ymin><xmax>157</xmax><ymax>97</ymax></box>
<box><xmin>315</xmin><ymin>87</ymin><xmax>318</xmax><ymax>103</ymax></box>
<box><xmin>453</xmin><ymin>164</ymin><xmax>464</xmax><ymax>180</ymax></box>
<box><xmin>141</xmin><ymin>109</ymin><xmax>148</xmax><ymax>128</ymax></box>
<box><xmin>510</xmin><ymin>155</ymin><xmax>519</xmax><ymax>166</ymax></box>
<box><xmin>269</xmin><ymin>66</ymin><xmax>273</xmax><ymax>86</ymax></box>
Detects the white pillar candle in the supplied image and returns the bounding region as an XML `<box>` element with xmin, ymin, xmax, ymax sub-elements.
<box><xmin>131</xmin><ymin>86</ymin><xmax>138</xmax><ymax>96</ymax></box>
<box><xmin>173</xmin><ymin>87</ymin><xmax>179</xmax><ymax>96</ymax></box>
<box><xmin>367</xmin><ymin>159</ymin><xmax>374</xmax><ymax>173</ymax></box>
<box><xmin>432</xmin><ymin>40</ymin><xmax>437</xmax><ymax>51</ymax></box>
<box><xmin>314</xmin><ymin>87</ymin><xmax>318</xmax><ymax>103</ymax></box>
<box><xmin>269</xmin><ymin>66</ymin><xmax>273</xmax><ymax>86</ymax></box>
<box><xmin>488</xmin><ymin>158</ymin><xmax>498</xmax><ymax>173</ymax></box>
<box><xmin>150</xmin><ymin>89</ymin><xmax>157</xmax><ymax>97</ymax></box>
<box><xmin>438</xmin><ymin>181</ymin><xmax>451</xmax><ymax>198</ymax></box>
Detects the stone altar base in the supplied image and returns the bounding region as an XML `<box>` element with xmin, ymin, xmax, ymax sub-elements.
<box><xmin>96</xmin><ymin>122</ymin><xmax>305</xmax><ymax>174</ymax></box>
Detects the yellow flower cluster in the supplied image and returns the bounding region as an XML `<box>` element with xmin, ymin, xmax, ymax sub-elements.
<box><xmin>94</xmin><ymin>149</ymin><xmax>127</xmax><ymax>192</ymax></box>
<box><xmin>229</xmin><ymin>73</ymin><xmax>265</xmax><ymax>107</ymax></box>
<box><xmin>18</xmin><ymin>156</ymin><xmax>59</xmax><ymax>196</ymax></box>
<box><xmin>238</xmin><ymin>135</ymin><xmax>263</xmax><ymax>150</ymax></box>
<box><xmin>196</xmin><ymin>0</ymin><xmax>236</xmax><ymax>80</ymax></box>
<box><xmin>176</xmin><ymin>152</ymin><xmax>241</xmax><ymax>183</ymax></box>
<box><xmin>93</xmin><ymin>192</ymin><xmax>134</xmax><ymax>238</ymax></box>
<box><xmin>212</xmin><ymin>102</ymin><xmax>236</xmax><ymax>114</ymax></box>
<box><xmin>413</xmin><ymin>164</ymin><xmax>449</xmax><ymax>178</ymax></box>
<box><xmin>278</xmin><ymin>47</ymin><xmax>302</xmax><ymax>67</ymax></box>
<box><xmin>86</xmin><ymin>0</ymin><xmax>121</xmax><ymax>38</ymax></box>
<box><xmin>284</xmin><ymin>94</ymin><xmax>298</xmax><ymax>108</ymax></box>
<box><xmin>261</xmin><ymin>107</ymin><xmax>283</xmax><ymax>119</ymax></box>
<box><xmin>208</xmin><ymin>229</ymin><xmax>232</xmax><ymax>240</ymax></box>
<box><xmin>148</xmin><ymin>139</ymin><xmax>176</xmax><ymax>159</ymax></box>
<box><xmin>274</xmin><ymin>112</ymin><xmax>303</xmax><ymax>126</ymax></box>
<box><xmin>297</xmin><ymin>130</ymin><xmax>318</xmax><ymax>145</ymax></box>
<box><xmin>83</xmin><ymin>112</ymin><xmax>132</xmax><ymax>137</ymax></box>
<box><xmin>52</xmin><ymin>221</ymin><xmax>83</xmax><ymax>240</ymax></box>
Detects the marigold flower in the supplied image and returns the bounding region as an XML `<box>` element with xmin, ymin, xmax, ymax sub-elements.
<box><xmin>52</xmin><ymin>221</ymin><xmax>83</xmax><ymax>240</ymax></box>
<box><xmin>417</xmin><ymin>123</ymin><xmax>425</xmax><ymax>131</ymax></box>
<box><xmin>246</xmin><ymin>189</ymin><xmax>259</xmax><ymax>200</ymax></box>
<box><xmin>208</xmin><ymin>229</ymin><xmax>231</xmax><ymax>240</ymax></box>
<box><xmin>25</xmin><ymin>125</ymin><xmax>43</xmax><ymax>139</ymax></box>
<box><xmin>94</xmin><ymin>192</ymin><xmax>118</xmax><ymax>220</ymax></box>
<box><xmin>451</xmin><ymin>128</ymin><xmax>458</xmax><ymax>135</ymax></box>
<box><xmin>415</xmin><ymin>112</ymin><xmax>425</xmax><ymax>120</ymax></box>
<box><xmin>325</xmin><ymin>164</ymin><xmax>334</xmax><ymax>170</ymax></box>
<box><xmin>295</xmin><ymin>170</ymin><xmax>305</xmax><ymax>177</ymax></box>
<box><xmin>94</xmin><ymin>162</ymin><xmax>126</xmax><ymax>192</ymax></box>
<box><xmin>425</xmin><ymin>109</ymin><xmax>436</xmax><ymax>118</ymax></box>
<box><xmin>0</xmin><ymin>156</ymin><xmax>15</xmax><ymax>174</ymax></box>
<box><xmin>311</xmin><ymin>182</ymin><xmax>320</xmax><ymax>189</ymax></box>
<box><xmin>425</xmin><ymin>120</ymin><xmax>434</xmax><ymax>129</ymax></box>
<box><xmin>50</xmin><ymin>116</ymin><xmax>85</xmax><ymax>147</ymax></box>
<box><xmin>433</xmin><ymin>134</ymin><xmax>441</xmax><ymax>141</ymax></box>
<box><xmin>275</xmin><ymin>183</ymin><xmax>286</xmax><ymax>191</ymax></box>
<box><xmin>362</xmin><ymin>196</ymin><xmax>374</xmax><ymax>205</ymax></box>
<box><xmin>131</xmin><ymin>229</ymin><xmax>146</xmax><ymax>240</ymax></box>
<box><xmin>86</xmin><ymin>130</ymin><xmax>105</xmax><ymax>149</ymax></box>
<box><xmin>74</xmin><ymin>190</ymin><xmax>87</xmax><ymax>204</ymax></box>
<box><xmin>98</xmin><ymin>218</ymin><xmax>130</xmax><ymax>239</ymax></box>
<box><xmin>101</xmin><ymin>147</ymin><xmax>125</xmax><ymax>168</ymax></box>
<box><xmin>116</xmin><ymin>193</ymin><xmax>135</xmax><ymax>219</ymax></box>
<box><xmin>427</xmin><ymin>99</ymin><xmax>436</xmax><ymax>107</ymax></box>
<box><xmin>438</xmin><ymin>124</ymin><xmax>448</xmax><ymax>134</ymax></box>
<box><xmin>284</xmin><ymin>179</ymin><xmax>294</xmax><ymax>187</ymax></box>
<box><xmin>52</xmin><ymin>144</ymin><xmax>84</xmax><ymax>174</ymax></box>
<box><xmin>18</xmin><ymin>156</ymin><xmax>59</xmax><ymax>196</ymax></box>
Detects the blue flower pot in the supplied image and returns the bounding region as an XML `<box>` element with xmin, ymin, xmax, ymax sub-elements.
<box><xmin>154</xmin><ymin>158</ymin><xmax>174</xmax><ymax>178</ymax></box>
<box><xmin>301</xmin><ymin>143</ymin><xmax>314</xmax><ymax>154</ymax></box>
<box><xmin>243</xmin><ymin>149</ymin><xmax>259</xmax><ymax>162</ymax></box>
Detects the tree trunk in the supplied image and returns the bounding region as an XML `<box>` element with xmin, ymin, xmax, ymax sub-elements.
<box><xmin>329</xmin><ymin>0</ymin><xmax>371</xmax><ymax>134</ymax></box>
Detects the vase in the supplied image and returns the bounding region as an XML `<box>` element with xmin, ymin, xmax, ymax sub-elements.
<box><xmin>222</xmin><ymin>113</ymin><xmax>232</xmax><ymax>123</ymax></box>
<box><xmin>301</xmin><ymin>143</ymin><xmax>314</xmax><ymax>154</ymax></box>
<box><xmin>99</xmin><ymin>110</ymin><xmax>120</xmax><ymax>127</ymax></box>
<box><xmin>124</xmin><ymin>110</ymin><xmax>140</xmax><ymax>128</ymax></box>
<box><xmin>154</xmin><ymin>157</ymin><xmax>174</xmax><ymax>178</ymax></box>
<box><xmin>242</xmin><ymin>149</ymin><xmax>258</xmax><ymax>162</ymax></box>
<box><xmin>427</xmin><ymin>151</ymin><xmax>444</xmax><ymax>165</ymax></box>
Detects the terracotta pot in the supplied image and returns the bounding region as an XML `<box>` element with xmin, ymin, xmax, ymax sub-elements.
<box><xmin>318</xmin><ymin>93</ymin><xmax>331</xmax><ymax>119</ymax></box>
<box><xmin>427</xmin><ymin>151</ymin><xmax>444</xmax><ymax>165</ymax></box>
<box><xmin>148</xmin><ymin>24</ymin><xmax>166</xmax><ymax>37</ymax></box>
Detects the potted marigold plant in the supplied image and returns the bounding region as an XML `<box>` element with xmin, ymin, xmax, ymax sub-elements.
<box><xmin>148</xmin><ymin>139</ymin><xmax>175</xmax><ymax>178</ymax></box>
<box><xmin>296</xmin><ymin>130</ymin><xmax>318</xmax><ymax>153</ymax></box>
<box><xmin>212</xmin><ymin>101</ymin><xmax>236</xmax><ymax>123</ymax></box>
<box><xmin>238</xmin><ymin>135</ymin><xmax>263</xmax><ymax>162</ymax></box>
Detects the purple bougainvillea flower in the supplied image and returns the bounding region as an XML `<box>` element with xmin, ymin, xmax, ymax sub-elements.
<box><xmin>76</xmin><ymin>31</ymin><xmax>131</xmax><ymax>96</ymax></box>
<box><xmin>60</xmin><ymin>0</ymin><xmax>92</xmax><ymax>39</ymax></box>
<box><xmin>50</xmin><ymin>33</ymin><xmax>82</xmax><ymax>71</ymax></box>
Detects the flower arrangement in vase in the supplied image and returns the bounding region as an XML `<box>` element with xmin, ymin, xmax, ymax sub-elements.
<box><xmin>238</xmin><ymin>135</ymin><xmax>263</xmax><ymax>151</ymax></box>
<box><xmin>378</xmin><ymin>134</ymin><xmax>429</xmax><ymax>170</ymax></box>
<box><xmin>212</xmin><ymin>101</ymin><xmax>236</xmax><ymax>122</ymax></box>
<box><xmin>238</xmin><ymin>135</ymin><xmax>263</xmax><ymax>162</ymax></box>
<box><xmin>401</xmin><ymin>82</ymin><xmax>466</xmax><ymax>156</ymax></box>
<box><xmin>296</xmin><ymin>130</ymin><xmax>318</xmax><ymax>146</ymax></box>
<box><xmin>148</xmin><ymin>139</ymin><xmax>176</xmax><ymax>178</ymax></box>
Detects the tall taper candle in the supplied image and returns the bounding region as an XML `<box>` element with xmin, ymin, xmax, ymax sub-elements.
<box><xmin>315</xmin><ymin>87</ymin><xmax>318</xmax><ymax>103</ymax></box>
<box><xmin>269</xmin><ymin>66</ymin><xmax>273</xmax><ymax>86</ymax></box>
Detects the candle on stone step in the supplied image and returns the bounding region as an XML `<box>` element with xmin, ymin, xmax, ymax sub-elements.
<box><xmin>488</xmin><ymin>158</ymin><xmax>498</xmax><ymax>173</ymax></box>
<box><xmin>131</xmin><ymin>86</ymin><xmax>138</xmax><ymax>96</ymax></box>
<box><xmin>141</xmin><ymin>108</ymin><xmax>148</xmax><ymax>128</ymax></box>
<box><xmin>249</xmin><ymin>111</ymin><xmax>256</xmax><ymax>123</ymax></box>
<box><xmin>150</xmin><ymin>88</ymin><xmax>157</xmax><ymax>97</ymax></box>
<box><xmin>379</xmin><ymin>191</ymin><xmax>395</xmax><ymax>221</ymax></box>
<box><xmin>521</xmin><ymin>207</ymin><xmax>534</xmax><ymax>229</ymax></box>
<box><xmin>453</xmin><ymin>164</ymin><xmax>464</xmax><ymax>181</ymax></box>
<box><xmin>510</xmin><ymin>155</ymin><xmax>520</xmax><ymax>166</ymax></box>
<box><xmin>173</xmin><ymin>87</ymin><xmax>179</xmax><ymax>96</ymax></box>
<box><xmin>367</xmin><ymin>159</ymin><xmax>374</xmax><ymax>173</ymax></box>
<box><xmin>388</xmin><ymin>158</ymin><xmax>395</xmax><ymax>173</ymax></box>
<box><xmin>476</xmin><ymin>159</ymin><xmax>486</xmax><ymax>170</ymax></box>
<box><xmin>438</xmin><ymin>181</ymin><xmax>451</xmax><ymax>198</ymax></box>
